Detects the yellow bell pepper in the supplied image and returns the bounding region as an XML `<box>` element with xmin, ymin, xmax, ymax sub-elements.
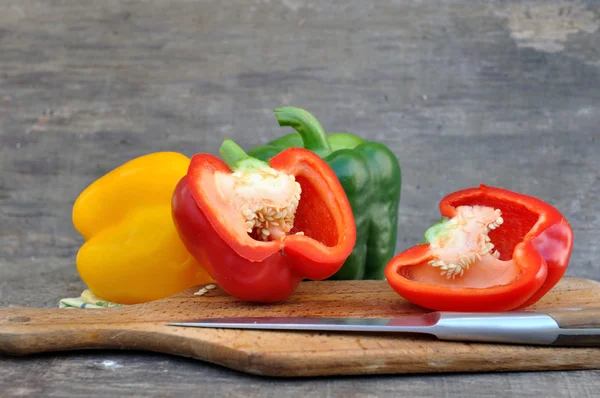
<box><xmin>72</xmin><ymin>152</ymin><xmax>213</xmax><ymax>304</ymax></box>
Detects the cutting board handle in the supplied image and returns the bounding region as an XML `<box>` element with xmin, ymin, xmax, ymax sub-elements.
<box><xmin>0</xmin><ymin>307</ymin><xmax>160</xmax><ymax>356</ymax></box>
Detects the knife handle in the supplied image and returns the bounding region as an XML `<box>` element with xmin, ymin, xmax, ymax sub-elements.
<box><xmin>544</xmin><ymin>307</ymin><xmax>600</xmax><ymax>346</ymax></box>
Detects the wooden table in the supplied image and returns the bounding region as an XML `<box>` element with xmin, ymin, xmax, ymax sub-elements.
<box><xmin>1</xmin><ymin>0</ymin><xmax>599</xmax><ymax>396</ymax></box>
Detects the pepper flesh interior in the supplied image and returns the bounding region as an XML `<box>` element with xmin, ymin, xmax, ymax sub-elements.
<box><xmin>426</xmin><ymin>205</ymin><xmax>506</xmax><ymax>279</ymax></box>
<box><xmin>215</xmin><ymin>166</ymin><xmax>303</xmax><ymax>241</ymax></box>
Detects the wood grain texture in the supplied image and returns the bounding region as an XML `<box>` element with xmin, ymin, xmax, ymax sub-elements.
<box><xmin>547</xmin><ymin>307</ymin><xmax>600</xmax><ymax>329</ymax></box>
<box><xmin>2</xmin><ymin>278</ymin><xmax>600</xmax><ymax>377</ymax></box>
<box><xmin>1</xmin><ymin>0</ymin><xmax>600</xmax><ymax>396</ymax></box>
<box><xmin>547</xmin><ymin>307</ymin><xmax>600</xmax><ymax>346</ymax></box>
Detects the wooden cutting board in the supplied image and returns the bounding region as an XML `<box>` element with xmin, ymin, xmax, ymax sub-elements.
<box><xmin>1</xmin><ymin>278</ymin><xmax>599</xmax><ymax>377</ymax></box>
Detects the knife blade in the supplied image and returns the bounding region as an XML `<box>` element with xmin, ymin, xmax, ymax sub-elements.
<box><xmin>168</xmin><ymin>307</ymin><xmax>600</xmax><ymax>346</ymax></box>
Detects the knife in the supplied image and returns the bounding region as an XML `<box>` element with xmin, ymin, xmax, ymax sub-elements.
<box><xmin>168</xmin><ymin>307</ymin><xmax>600</xmax><ymax>346</ymax></box>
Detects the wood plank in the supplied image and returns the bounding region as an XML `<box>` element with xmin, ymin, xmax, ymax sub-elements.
<box><xmin>2</xmin><ymin>278</ymin><xmax>599</xmax><ymax>377</ymax></box>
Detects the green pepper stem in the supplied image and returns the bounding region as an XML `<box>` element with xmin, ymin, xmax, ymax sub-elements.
<box><xmin>274</xmin><ymin>107</ymin><xmax>332</xmax><ymax>156</ymax></box>
<box><xmin>219</xmin><ymin>139</ymin><xmax>268</xmax><ymax>171</ymax></box>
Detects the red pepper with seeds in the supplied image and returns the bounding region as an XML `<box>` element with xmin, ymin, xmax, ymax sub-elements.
<box><xmin>385</xmin><ymin>185</ymin><xmax>573</xmax><ymax>312</ymax></box>
<box><xmin>172</xmin><ymin>139</ymin><xmax>356</xmax><ymax>303</ymax></box>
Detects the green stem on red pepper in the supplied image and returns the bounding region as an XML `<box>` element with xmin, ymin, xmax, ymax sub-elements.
<box><xmin>219</xmin><ymin>139</ymin><xmax>269</xmax><ymax>172</ymax></box>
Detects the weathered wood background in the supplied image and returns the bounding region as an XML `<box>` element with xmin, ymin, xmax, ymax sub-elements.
<box><xmin>1</xmin><ymin>0</ymin><xmax>599</xmax><ymax>396</ymax></box>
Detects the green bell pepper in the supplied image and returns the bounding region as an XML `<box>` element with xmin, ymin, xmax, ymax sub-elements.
<box><xmin>248</xmin><ymin>107</ymin><xmax>401</xmax><ymax>280</ymax></box>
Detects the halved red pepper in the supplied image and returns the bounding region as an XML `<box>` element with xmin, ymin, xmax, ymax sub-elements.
<box><xmin>172</xmin><ymin>140</ymin><xmax>356</xmax><ymax>303</ymax></box>
<box><xmin>385</xmin><ymin>185</ymin><xmax>573</xmax><ymax>312</ymax></box>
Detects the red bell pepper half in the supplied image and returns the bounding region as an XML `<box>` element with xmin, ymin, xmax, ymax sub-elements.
<box><xmin>385</xmin><ymin>185</ymin><xmax>573</xmax><ymax>312</ymax></box>
<box><xmin>172</xmin><ymin>139</ymin><xmax>356</xmax><ymax>303</ymax></box>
